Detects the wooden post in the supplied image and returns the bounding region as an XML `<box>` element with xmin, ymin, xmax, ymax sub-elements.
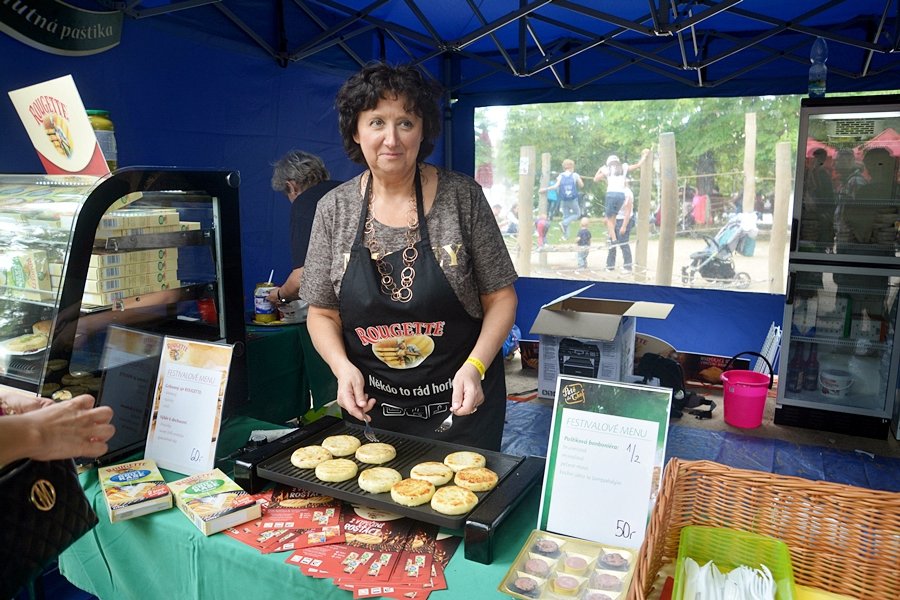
<box><xmin>743</xmin><ymin>113</ymin><xmax>757</xmax><ymax>213</ymax></box>
<box><xmin>538</xmin><ymin>152</ymin><xmax>551</xmax><ymax>217</ymax></box>
<box><xmin>770</xmin><ymin>141</ymin><xmax>791</xmax><ymax>293</ymax></box>
<box><xmin>635</xmin><ymin>147</ymin><xmax>653</xmax><ymax>283</ymax></box>
<box><xmin>517</xmin><ymin>146</ymin><xmax>535</xmax><ymax>276</ymax></box>
<box><xmin>657</xmin><ymin>133</ymin><xmax>677</xmax><ymax>286</ymax></box>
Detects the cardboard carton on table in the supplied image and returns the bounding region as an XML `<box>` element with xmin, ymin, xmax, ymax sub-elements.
<box><xmin>529</xmin><ymin>285</ymin><xmax>672</xmax><ymax>400</ymax></box>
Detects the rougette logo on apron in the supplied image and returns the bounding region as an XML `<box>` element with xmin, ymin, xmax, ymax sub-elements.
<box><xmin>355</xmin><ymin>321</ymin><xmax>445</xmax><ymax>370</ymax></box>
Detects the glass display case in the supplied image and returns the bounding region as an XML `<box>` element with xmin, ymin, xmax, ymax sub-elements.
<box><xmin>0</xmin><ymin>168</ymin><xmax>247</xmax><ymax>411</ymax></box>
<box><xmin>778</xmin><ymin>95</ymin><xmax>900</xmax><ymax>439</ymax></box>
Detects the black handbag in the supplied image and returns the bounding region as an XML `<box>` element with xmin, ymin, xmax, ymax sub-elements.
<box><xmin>0</xmin><ymin>458</ymin><xmax>98</xmax><ymax>598</ymax></box>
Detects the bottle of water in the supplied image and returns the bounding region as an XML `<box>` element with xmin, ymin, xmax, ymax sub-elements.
<box><xmin>808</xmin><ymin>37</ymin><xmax>828</xmax><ymax>98</ymax></box>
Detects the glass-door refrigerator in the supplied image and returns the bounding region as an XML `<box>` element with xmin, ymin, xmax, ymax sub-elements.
<box><xmin>777</xmin><ymin>95</ymin><xmax>900</xmax><ymax>440</ymax></box>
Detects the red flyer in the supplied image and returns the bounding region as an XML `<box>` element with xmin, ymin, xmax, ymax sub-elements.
<box><xmin>220</xmin><ymin>490</ymin><xmax>278</xmax><ymax>551</ymax></box>
<box><xmin>392</xmin><ymin>522</ymin><xmax>438</xmax><ymax>587</ymax></box>
<box><xmin>260</xmin><ymin>523</ymin><xmax>345</xmax><ymax>553</ymax></box>
<box><xmin>285</xmin><ymin>543</ymin><xmax>340</xmax><ymax>576</ymax></box>
<box><xmin>261</xmin><ymin>485</ymin><xmax>341</xmax><ymax>530</ymax></box>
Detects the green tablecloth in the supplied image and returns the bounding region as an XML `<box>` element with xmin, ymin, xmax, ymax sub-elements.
<box><xmin>241</xmin><ymin>323</ymin><xmax>338</xmax><ymax>424</ymax></box>
<box><xmin>58</xmin><ymin>415</ymin><xmax>540</xmax><ymax>599</ymax></box>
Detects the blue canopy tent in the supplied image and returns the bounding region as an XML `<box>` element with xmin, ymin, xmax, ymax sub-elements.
<box><xmin>1</xmin><ymin>0</ymin><xmax>899</xmax><ymax>354</ymax></box>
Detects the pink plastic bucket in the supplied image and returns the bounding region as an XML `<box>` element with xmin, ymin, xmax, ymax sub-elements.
<box><xmin>721</xmin><ymin>352</ymin><xmax>773</xmax><ymax>429</ymax></box>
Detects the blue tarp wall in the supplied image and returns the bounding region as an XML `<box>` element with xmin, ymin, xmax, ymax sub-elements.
<box><xmin>0</xmin><ymin>16</ymin><xmax>785</xmax><ymax>356</ymax></box>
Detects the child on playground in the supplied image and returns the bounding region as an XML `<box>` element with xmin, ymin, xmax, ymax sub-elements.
<box><xmin>576</xmin><ymin>217</ymin><xmax>591</xmax><ymax>268</ymax></box>
<box><xmin>540</xmin><ymin>159</ymin><xmax>584</xmax><ymax>239</ymax></box>
<box><xmin>535</xmin><ymin>213</ymin><xmax>549</xmax><ymax>248</ymax></box>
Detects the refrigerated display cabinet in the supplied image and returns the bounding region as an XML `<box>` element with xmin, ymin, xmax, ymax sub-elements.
<box><xmin>0</xmin><ymin>168</ymin><xmax>247</xmax><ymax>411</ymax></box>
<box><xmin>779</xmin><ymin>94</ymin><xmax>900</xmax><ymax>439</ymax></box>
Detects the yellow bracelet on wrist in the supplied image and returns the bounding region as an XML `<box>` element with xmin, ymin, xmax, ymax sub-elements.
<box><xmin>465</xmin><ymin>356</ymin><xmax>486</xmax><ymax>380</ymax></box>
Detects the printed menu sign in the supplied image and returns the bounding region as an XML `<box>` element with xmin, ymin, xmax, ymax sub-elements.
<box><xmin>538</xmin><ymin>376</ymin><xmax>671</xmax><ymax>549</ymax></box>
<box><xmin>144</xmin><ymin>336</ymin><xmax>233</xmax><ymax>476</ymax></box>
<box><xmin>8</xmin><ymin>74</ymin><xmax>109</xmax><ymax>176</ymax></box>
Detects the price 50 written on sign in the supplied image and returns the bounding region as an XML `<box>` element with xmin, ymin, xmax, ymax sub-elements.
<box><xmin>538</xmin><ymin>376</ymin><xmax>672</xmax><ymax>550</ymax></box>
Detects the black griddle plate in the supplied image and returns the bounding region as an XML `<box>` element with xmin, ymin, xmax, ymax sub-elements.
<box><xmin>256</xmin><ymin>421</ymin><xmax>524</xmax><ymax>530</ymax></box>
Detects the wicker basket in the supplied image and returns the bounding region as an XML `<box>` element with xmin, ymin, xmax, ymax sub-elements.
<box><xmin>627</xmin><ymin>458</ymin><xmax>900</xmax><ymax>599</ymax></box>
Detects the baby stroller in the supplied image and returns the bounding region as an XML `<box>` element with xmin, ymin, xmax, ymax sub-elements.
<box><xmin>681</xmin><ymin>213</ymin><xmax>757</xmax><ymax>288</ymax></box>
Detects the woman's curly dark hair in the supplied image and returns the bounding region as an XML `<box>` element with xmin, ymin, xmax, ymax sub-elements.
<box><xmin>336</xmin><ymin>62</ymin><xmax>443</xmax><ymax>165</ymax></box>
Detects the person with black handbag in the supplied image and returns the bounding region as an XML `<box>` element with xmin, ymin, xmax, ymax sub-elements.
<box><xmin>0</xmin><ymin>391</ymin><xmax>115</xmax><ymax>598</ymax></box>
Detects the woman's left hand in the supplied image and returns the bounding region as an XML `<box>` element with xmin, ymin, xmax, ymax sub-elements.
<box><xmin>450</xmin><ymin>363</ymin><xmax>484</xmax><ymax>415</ymax></box>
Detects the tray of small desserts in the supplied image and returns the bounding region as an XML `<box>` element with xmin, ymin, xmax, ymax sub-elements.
<box><xmin>256</xmin><ymin>418</ymin><xmax>530</xmax><ymax>530</ymax></box>
<box><xmin>500</xmin><ymin>529</ymin><xmax>637</xmax><ymax>600</ymax></box>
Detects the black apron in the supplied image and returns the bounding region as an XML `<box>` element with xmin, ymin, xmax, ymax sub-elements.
<box><xmin>338</xmin><ymin>170</ymin><xmax>506</xmax><ymax>450</ymax></box>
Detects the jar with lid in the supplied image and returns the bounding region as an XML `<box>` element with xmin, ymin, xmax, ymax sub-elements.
<box><xmin>86</xmin><ymin>109</ymin><xmax>118</xmax><ymax>171</ymax></box>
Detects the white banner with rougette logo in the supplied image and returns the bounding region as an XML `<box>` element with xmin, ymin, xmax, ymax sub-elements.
<box><xmin>8</xmin><ymin>74</ymin><xmax>110</xmax><ymax>175</ymax></box>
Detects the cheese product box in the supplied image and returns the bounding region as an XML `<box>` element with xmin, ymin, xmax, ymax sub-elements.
<box><xmin>529</xmin><ymin>285</ymin><xmax>672</xmax><ymax>400</ymax></box>
<box><xmin>169</xmin><ymin>468</ymin><xmax>262</xmax><ymax>536</ymax></box>
<box><xmin>99</xmin><ymin>209</ymin><xmax>180</xmax><ymax>230</ymax></box>
<box><xmin>94</xmin><ymin>223</ymin><xmax>185</xmax><ymax>239</ymax></box>
<box><xmin>0</xmin><ymin>249</ymin><xmax>52</xmax><ymax>300</ymax></box>
<box><xmin>50</xmin><ymin>260</ymin><xmax>172</xmax><ymax>280</ymax></box>
<box><xmin>80</xmin><ymin>280</ymin><xmax>180</xmax><ymax>306</ymax></box>
<box><xmin>74</xmin><ymin>272</ymin><xmax>174</xmax><ymax>293</ymax></box>
<box><xmin>87</xmin><ymin>248</ymin><xmax>178</xmax><ymax>268</ymax></box>
<box><xmin>98</xmin><ymin>458</ymin><xmax>172</xmax><ymax>523</ymax></box>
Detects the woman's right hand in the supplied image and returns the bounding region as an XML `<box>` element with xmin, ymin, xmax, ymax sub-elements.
<box><xmin>334</xmin><ymin>361</ymin><xmax>376</xmax><ymax>422</ymax></box>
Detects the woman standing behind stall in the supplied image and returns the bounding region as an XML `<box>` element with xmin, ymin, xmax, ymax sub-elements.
<box><xmin>300</xmin><ymin>63</ymin><xmax>518</xmax><ymax>451</ymax></box>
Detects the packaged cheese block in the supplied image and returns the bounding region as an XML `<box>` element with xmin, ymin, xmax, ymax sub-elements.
<box><xmin>168</xmin><ymin>468</ymin><xmax>261</xmax><ymax>536</ymax></box>
<box><xmin>86</xmin><ymin>248</ymin><xmax>178</xmax><ymax>268</ymax></box>
<box><xmin>98</xmin><ymin>459</ymin><xmax>172</xmax><ymax>523</ymax></box>
<box><xmin>98</xmin><ymin>208</ymin><xmax>180</xmax><ymax>231</ymax></box>
<box><xmin>0</xmin><ymin>249</ymin><xmax>51</xmax><ymax>299</ymax></box>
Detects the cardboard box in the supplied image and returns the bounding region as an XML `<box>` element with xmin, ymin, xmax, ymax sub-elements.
<box><xmin>529</xmin><ymin>286</ymin><xmax>672</xmax><ymax>400</ymax></box>
<box><xmin>676</xmin><ymin>351</ymin><xmax>750</xmax><ymax>386</ymax></box>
